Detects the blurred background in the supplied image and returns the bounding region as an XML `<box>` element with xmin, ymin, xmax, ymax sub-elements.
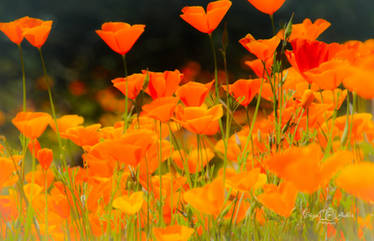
<box><xmin>0</xmin><ymin>0</ymin><xmax>373</xmax><ymax>143</ymax></box>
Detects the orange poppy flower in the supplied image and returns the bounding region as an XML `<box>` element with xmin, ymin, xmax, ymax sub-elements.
<box><xmin>257</xmin><ymin>182</ymin><xmax>298</xmax><ymax>218</ymax></box>
<box><xmin>285</xmin><ymin>39</ymin><xmax>335</xmax><ymax>83</ymax></box>
<box><xmin>0</xmin><ymin>17</ymin><xmax>25</xmax><ymax>44</ymax></box>
<box><xmin>245</xmin><ymin>58</ymin><xmax>273</xmax><ymax>78</ymax></box>
<box><xmin>223</xmin><ymin>78</ymin><xmax>261</xmax><ymax>106</ymax></box>
<box><xmin>49</xmin><ymin>114</ymin><xmax>84</xmax><ymax>134</ymax></box>
<box><xmin>17</xmin><ymin>17</ymin><xmax>53</xmax><ymax>48</ymax></box>
<box><xmin>299</xmin><ymin>89</ymin><xmax>317</xmax><ymax>109</ymax></box>
<box><xmin>87</xmin><ymin>130</ymin><xmax>155</xmax><ymax>168</ymax></box>
<box><xmin>265</xmin><ymin>144</ymin><xmax>353</xmax><ymax>193</ymax></box>
<box><xmin>172</xmin><ymin>147</ymin><xmax>214</xmax><ymax>173</ymax></box>
<box><xmin>277</xmin><ymin>18</ymin><xmax>331</xmax><ymax>41</ymax></box>
<box><xmin>153</xmin><ymin>225</ymin><xmax>194</xmax><ymax>241</ymax></box>
<box><xmin>37</xmin><ymin>148</ymin><xmax>53</xmax><ymax>171</ymax></box>
<box><xmin>128</xmin><ymin>116</ymin><xmax>180</xmax><ymax>139</ymax></box>
<box><xmin>183</xmin><ymin>177</ymin><xmax>225</xmax><ymax>216</ymax></box>
<box><xmin>149</xmin><ymin>173</ymin><xmax>187</xmax><ymax>200</ymax></box>
<box><xmin>96</xmin><ymin>22</ymin><xmax>145</xmax><ymax>55</ymax></box>
<box><xmin>180</xmin><ymin>0</ymin><xmax>232</xmax><ymax>34</ymax></box>
<box><xmin>63</xmin><ymin>124</ymin><xmax>101</xmax><ymax>147</ymax></box>
<box><xmin>247</xmin><ymin>0</ymin><xmax>285</xmax><ymax>15</ymax></box>
<box><xmin>112</xmin><ymin>73</ymin><xmax>145</xmax><ymax>100</ymax></box>
<box><xmin>138</xmin><ymin>139</ymin><xmax>173</xmax><ymax>179</ymax></box>
<box><xmin>112</xmin><ymin>191</ymin><xmax>144</xmax><ymax>215</ymax></box>
<box><xmin>239</xmin><ymin>34</ymin><xmax>280</xmax><ymax>61</ymax></box>
<box><xmin>142</xmin><ymin>96</ymin><xmax>179</xmax><ymax>122</ymax></box>
<box><xmin>12</xmin><ymin>112</ymin><xmax>52</xmax><ymax>139</ymax></box>
<box><xmin>221</xmin><ymin>168</ymin><xmax>265</xmax><ymax>193</ymax></box>
<box><xmin>175</xmin><ymin>104</ymin><xmax>223</xmax><ymax>135</ymax></box>
<box><xmin>336</xmin><ymin>162</ymin><xmax>374</xmax><ymax>203</ymax></box>
<box><xmin>303</xmin><ymin>59</ymin><xmax>351</xmax><ymax>90</ymax></box>
<box><xmin>145</xmin><ymin>69</ymin><xmax>183</xmax><ymax>99</ymax></box>
<box><xmin>86</xmin><ymin>179</ymin><xmax>114</xmax><ymax>212</ymax></box>
<box><xmin>342</xmin><ymin>58</ymin><xmax>374</xmax><ymax>99</ymax></box>
<box><xmin>175</xmin><ymin>80</ymin><xmax>214</xmax><ymax>106</ymax></box>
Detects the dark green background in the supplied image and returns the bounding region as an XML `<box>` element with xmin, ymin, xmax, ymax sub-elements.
<box><xmin>0</xmin><ymin>0</ymin><xmax>373</xmax><ymax>131</ymax></box>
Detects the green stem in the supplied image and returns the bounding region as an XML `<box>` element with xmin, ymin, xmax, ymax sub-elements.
<box><xmin>38</xmin><ymin>48</ymin><xmax>65</xmax><ymax>167</ymax></box>
<box><xmin>122</xmin><ymin>54</ymin><xmax>128</xmax><ymax>77</ymax></box>
<box><xmin>122</xmin><ymin>54</ymin><xmax>129</xmax><ymax>132</ymax></box>
<box><xmin>239</xmin><ymin>77</ymin><xmax>264</xmax><ymax>170</ymax></box>
<box><xmin>44</xmin><ymin>172</ymin><xmax>49</xmax><ymax>241</ymax></box>
<box><xmin>221</xmin><ymin>49</ymin><xmax>230</xmax><ymax>188</ymax></box>
<box><xmin>18</xmin><ymin>44</ymin><xmax>27</xmax><ymax>111</ymax></box>
<box><xmin>18</xmin><ymin>44</ymin><xmax>27</xmax><ymax>183</ymax></box>
<box><xmin>269</xmin><ymin>14</ymin><xmax>276</xmax><ymax>34</ymax></box>
<box><xmin>208</xmin><ymin>34</ymin><xmax>219</xmax><ymax>103</ymax></box>
<box><xmin>158</xmin><ymin>120</ymin><xmax>163</xmax><ymax>225</ymax></box>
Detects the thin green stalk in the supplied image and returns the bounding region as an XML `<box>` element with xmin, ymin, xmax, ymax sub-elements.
<box><xmin>208</xmin><ymin>34</ymin><xmax>219</xmax><ymax>103</ymax></box>
<box><xmin>38</xmin><ymin>48</ymin><xmax>64</xmax><ymax>166</ymax></box>
<box><xmin>276</xmin><ymin>73</ymin><xmax>284</xmax><ymax>149</ymax></box>
<box><xmin>221</xmin><ymin>47</ymin><xmax>230</xmax><ymax>187</ymax></box>
<box><xmin>196</xmin><ymin>134</ymin><xmax>201</xmax><ymax>186</ymax></box>
<box><xmin>143</xmin><ymin>156</ymin><xmax>151</xmax><ymax>238</ymax></box>
<box><xmin>269</xmin><ymin>14</ymin><xmax>276</xmax><ymax>34</ymax></box>
<box><xmin>158</xmin><ymin>120</ymin><xmax>163</xmax><ymax>226</ymax></box>
<box><xmin>122</xmin><ymin>54</ymin><xmax>129</xmax><ymax>132</ymax></box>
<box><xmin>17</xmin><ymin>44</ymin><xmax>27</xmax><ymax>111</ymax></box>
<box><xmin>245</xmin><ymin>106</ymin><xmax>255</xmax><ymax>162</ymax></box>
<box><xmin>239</xmin><ymin>77</ymin><xmax>264</xmax><ymax>170</ymax></box>
<box><xmin>167</xmin><ymin>123</ymin><xmax>193</xmax><ymax>188</ymax></box>
<box><xmin>17</xmin><ymin>44</ymin><xmax>28</xmax><ymax>182</ymax></box>
<box><xmin>290</xmin><ymin>108</ymin><xmax>304</xmax><ymax>145</ymax></box>
<box><xmin>122</xmin><ymin>54</ymin><xmax>128</xmax><ymax>77</ymax></box>
<box><xmin>44</xmin><ymin>171</ymin><xmax>49</xmax><ymax>241</ymax></box>
<box><xmin>324</xmin><ymin>92</ymin><xmax>340</xmax><ymax>156</ymax></box>
<box><xmin>340</xmin><ymin>92</ymin><xmax>350</xmax><ymax>148</ymax></box>
<box><xmin>65</xmin><ymin>220</ymin><xmax>71</xmax><ymax>241</ymax></box>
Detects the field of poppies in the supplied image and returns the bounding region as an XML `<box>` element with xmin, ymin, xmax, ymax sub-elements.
<box><xmin>1</xmin><ymin>0</ymin><xmax>374</xmax><ymax>240</ymax></box>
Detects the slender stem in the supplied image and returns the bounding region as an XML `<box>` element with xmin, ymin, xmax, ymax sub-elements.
<box><xmin>145</xmin><ymin>155</ymin><xmax>150</xmax><ymax>237</ymax></box>
<box><xmin>208</xmin><ymin>33</ymin><xmax>219</xmax><ymax>103</ymax></box>
<box><xmin>18</xmin><ymin>44</ymin><xmax>27</xmax><ymax>183</ymax></box>
<box><xmin>221</xmin><ymin>49</ymin><xmax>230</xmax><ymax>186</ymax></box>
<box><xmin>352</xmin><ymin>92</ymin><xmax>358</xmax><ymax>157</ymax></box>
<box><xmin>122</xmin><ymin>54</ymin><xmax>129</xmax><ymax>132</ymax></box>
<box><xmin>269</xmin><ymin>14</ymin><xmax>276</xmax><ymax>34</ymax></box>
<box><xmin>158</xmin><ymin>120</ymin><xmax>163</xmax><ymax>225</ymax></box>
<box><xmin>121</xmin><ymin>54</ymin><xmax>128</xmax><ymax>77</ymax></box>
<box><xmin>17</xmin><ymin>44</ymin><xmax>27</xmax><ymax>111</ymax></box>
<box><xmin>38</xmin><ymin>48</ymin><xmax>65</xmax><ymax>166</ymax></box>
<box><xmin>239</xmin><ymin>77</ymin><xmax>264</xmax><ymax>169</ymax></box>
<box><xmin>44</xmin><ymin>172</ymin><xmax>49</xmax><ymax>241</ymax></box>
